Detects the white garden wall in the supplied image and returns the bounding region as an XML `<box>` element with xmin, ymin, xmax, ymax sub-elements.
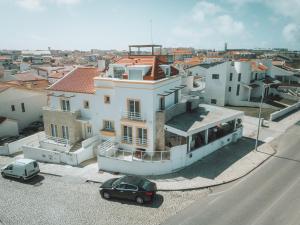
<box><xmin>270</xmin><ymin>101</ymin><xmax>300</xmax><ymax>121</ymax></box>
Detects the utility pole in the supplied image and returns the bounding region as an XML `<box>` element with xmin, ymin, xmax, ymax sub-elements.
<box><xmin>255</xmin><ymin>84</ymin><xmax>269</xmax><ymax>151</ymax></box>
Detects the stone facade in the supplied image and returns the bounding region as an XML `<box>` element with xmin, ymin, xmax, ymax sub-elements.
<box><xmin>43</xmin><ymin>107</ymin><xmax>83</xmax><ymax>145</ymax></box>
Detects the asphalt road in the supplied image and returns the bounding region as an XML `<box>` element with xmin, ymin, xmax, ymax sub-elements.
<box><xmin>161</xmin><ymin>123</ymin><xmax>300</xmax><ymax>225</ymax></box>
<box><xmin>0</xmin><ymin>168</ymin><xmax>207</xmax><ymax>225</ymax></box>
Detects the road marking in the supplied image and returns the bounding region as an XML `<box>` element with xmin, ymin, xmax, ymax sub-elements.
<box><xmin>249</xmin><ymin>176</ymin><xmax>300</xmax><ymax>225</ymax></box>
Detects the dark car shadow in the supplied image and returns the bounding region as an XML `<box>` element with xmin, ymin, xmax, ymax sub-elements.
<box><xmin>3</xmin><ymin>175</ymin><xmax>44</xmax><ymax>186</ymax></box>
<box><xmin>103</xmin><ymin>194</ymin><xmax>164</xmax><ymax>208</ymax></box>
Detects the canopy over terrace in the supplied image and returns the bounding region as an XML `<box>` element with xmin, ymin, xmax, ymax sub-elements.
<box><xmin>164</xmin><ymin>104</ymin><xmax>244</xmax><ymax>152</ymax></box>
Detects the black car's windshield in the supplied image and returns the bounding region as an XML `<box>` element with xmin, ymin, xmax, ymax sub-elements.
<box><xmin>112</xmin><ymin>178</ymin><xmax>122</xmax><ymax>187</ymax></box>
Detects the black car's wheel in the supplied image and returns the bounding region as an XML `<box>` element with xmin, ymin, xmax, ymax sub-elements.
<box><xmin>102</xmin><ymin>192</ymin><xmax>110</xmax><ymax>199</ymax></box>
<box><xmin>136</xmin><ymin>196</ymin><xmax>144</xmax><ymax>204</ymax></box>
<box><xmin>1</xmin><ymin>172</ymin><xmax>5</xmax><ymax>178</ymax></box>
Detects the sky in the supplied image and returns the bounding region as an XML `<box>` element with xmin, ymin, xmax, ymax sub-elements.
<box><xmin>0</xmin><ymin>0</ymin><xmax>300</xmax><ymax>51</ymax></box>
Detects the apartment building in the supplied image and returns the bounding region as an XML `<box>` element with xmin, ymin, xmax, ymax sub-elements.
<box><xmin>44</xmin><ymin>67</ymin><xmax>99</xmax><ymax>145</ymax></box>
<box><xmin>203</xmin><ymin>60</ymin><xmax>277</xmax><ymax>106</ymax></box>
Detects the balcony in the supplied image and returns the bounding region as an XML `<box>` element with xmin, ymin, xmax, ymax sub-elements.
<box><xmin>121</xmin><ymin>136</ymin><xmax>148</xmax><ymax>146</ymax></box>
<box><xmin>43</xmin><ymin>106</ymin><xmax>80</xmax><ymax>118</ymax></box>
<box><xmin>100</xmin><ymin>129</ymin><xmax>116</xmax><ymax>137</ymax></box>
<box><xmin>122</xmin><ymin>111</ymin><xmax>145</xmax><ymax>121</ymax></box>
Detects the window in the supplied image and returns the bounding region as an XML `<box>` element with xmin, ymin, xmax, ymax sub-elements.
<box><xmin>61</xmin><ymin>99</ymin><xmax>70</xmax><ymax>111</ymax></box>
<box><xmin>229</xmin><ymin>73</ymin><xmax>233</xmax><ymax>81</ymax></box>
<box><xmin>123</xmin><ymin>125</ymin><xmax>133</xmax><ymax>144</ymax></box>
<box><xmin>125</xmin><ymin>184</ymin><xmax>138</xmax><ymax>191</ymax></box>
<box><xmin>137</xmin><ymin>128</ymin><xmax>147</xmax><ymax>145</ymax></box>
<box><xmin>228</xmin><ymin>86</ymin><xmax>232</xmax><ymax>92</ymax></box>
<box><xmin>11</xmin><ymin>105</ymin><xmax>15</xmax><ymax>111</ymax></box>
<box><xmin>33</xmin><ymin>162</ymin><xmax>38</xmax><ymax>168</ymax></box>
<box><xmin>212</xmin><ymin>74</ymin><xmax>219</xmax><ymax>79</ymax></box>
<box><xmin>174</xmin><ymin>90</ymin><xmax>179</xmax><ymax>104</ymax></box>
<box><xmin>62</xmin><ymin>126</ymin><xmax>69</xmax><ymax>139</ymax></box>
<box><xmin>87</xmin><ymin>126</ymin><xmax>92</xmax><ymax>134</ymax></box>
<box><xmin>128</xmin><ymin>99</ymin><xmax>140</xmax><ymax>113</ymax></box>
<box><xmin>103</xmin><ymin>120</ymin><xmax>114</xmax><ymax>131</ymax></box>
<box><xmin>238</xmin><ymin>73</ymin><xmax>241</xmax><ymax>82</ymax></box>
<box><xmin>211</xmin><ymin>99</ymin><xmax>217</xmax><ymax>104</ymax></box>
<box><xmin>50</xmin><ymin>124</ymin><xmax>58</xmax><ymax>137</ymax></box>
<box><xmin>21</xmin><ymin>103</ymin><xmax>25</xmax><ymax>112</ymax></box>
<box><xmin>159</xmin><ymin>97</ymin><xmax>165</xmax><ymax>110</ymax></box>
<box><xmin>236</xmin><ymin>84</ymin><xmax>240</xmax><ymax>96</ymax></box>
<box><xmin>83</xmin><ymin>101</ymin><xmax>89</xmax><ymax>109</ymax></box>
<box><xmin>104</xmin><ymin>95</ymin><xmax>110</xmax><ymax>104</ymax></box>
<box><xmin>165</xmin><ymin>67</ymin><xmax>170</xmax><ymax>76</ymax></box>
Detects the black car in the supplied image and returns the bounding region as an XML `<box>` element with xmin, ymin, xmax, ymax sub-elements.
<box><xmin>99</xmin><ymin>175</ymin><xmax>157</xmax><ymax>204</ymax></box>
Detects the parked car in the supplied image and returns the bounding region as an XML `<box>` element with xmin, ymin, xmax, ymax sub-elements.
<box><xmin>1</xmin><ymin>159</ymin><xmax>40</xmax><ymax>181</ymax></box>
<box><xmin>99</xmin><ymin>175</ymin><xmax>157</xmax><ymax>204</ymax></box>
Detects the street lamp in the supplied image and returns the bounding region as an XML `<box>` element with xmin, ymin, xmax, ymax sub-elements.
<box><xmin>254</xmin><ymin>83</ymin><xmax>271</xmax><ymax>151</ymax></box>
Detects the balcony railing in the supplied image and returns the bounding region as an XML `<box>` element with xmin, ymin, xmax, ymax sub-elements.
<box><xmin>121</xmin><ymin>136</ymin><xmax>148</xmax><ymax>146</ymax></box>
<box><xmin>135</xmin><ymin>137</ymin><xmax>148</xmax><ymax>146</ymax></box>
<box><xmin>122</xmin><ymin>111</ymin><xmax>145</xmax><ymax>121</ymax></box>
<box><xmin>121</xmin><ymin>136</ymin><xmax>133</xmax><ymax>144</ymax></box>
<box><xmin>99</xmin><ymin>149</ymin><xmax>171</xmax><ymax>162</ymax></box>
<box><xmin>44</xmin><ymin>135</ymin><xmax>69</xmax><ymax>146</ymax></box>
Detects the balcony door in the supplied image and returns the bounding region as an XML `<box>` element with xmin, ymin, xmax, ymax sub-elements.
<box><xmin>62</xmin><ymin>125</ymin><xmax>69</xmax><ymax>140</ymax></box>
<box><xmin>128</xmin><ymin>99</ymin><xmax>140</xmax><ymax>119</ymax></box>
<box><xmin>137</xmin><ymin>128</ymin><xmax>147</xmax><ymax>145</ymax></box>
<box><xmin>123</xmin><ymin>125</ymin><xmax>133</xmax><ymax>144</ymax></box>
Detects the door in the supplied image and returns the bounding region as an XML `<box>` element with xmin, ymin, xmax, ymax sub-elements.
<box><xmin>123</xmin><ymin>126</ymin><xmax>133</xmax><ymax>144</ymax></box>
<box><xmin>114</xmin><ymin>183</ymin><xmax>128</xmax><ymax>199</ymax></box>
<box><xmin>128</xmin><ymin>100</ymin><xmax>140</xmax><ymax>119</ymax></box>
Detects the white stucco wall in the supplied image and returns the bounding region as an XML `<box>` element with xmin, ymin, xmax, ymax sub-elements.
<box><xmin>0</xmin><ymin>119</ymin><xmax>19</xmax><ymax>137</ymax></box>
<box><xmin>0</xmin><ymin>88</ymin><xmax>47</xmax><ymax>130</ymax></box>
<box><xmin>98</xmin><ymin>128</ymin><xmax>243</xmax><ymax>175</ymax></box>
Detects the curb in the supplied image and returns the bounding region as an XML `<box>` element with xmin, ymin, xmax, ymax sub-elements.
<box><xmin>40</xmin><ymin>172</ymin><xmax>63</xmax><ymax>177</ymax></box>
<box><xmin>82</xmin><ymin>146</ymin><xmax>277</xmax><ymax>191</ymax></box>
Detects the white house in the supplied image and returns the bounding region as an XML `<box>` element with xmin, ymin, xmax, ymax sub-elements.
<box><xmin>203</xmin><ymin>60</ymin><xmax>283</xmax><ymax>106</ymax></box>
<box><xmin>0</xmin><ymin>83</ymin><xmax>47</xmax><ymax>132</ymax></box>
<box><xmin>22</xmin><ymin>45</ymin><xmax>244</xmax><ymax>174</ymax></box>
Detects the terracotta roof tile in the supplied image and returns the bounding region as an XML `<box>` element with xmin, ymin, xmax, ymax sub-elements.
<box><xmin>48</xmin><ymin>67</ymin><xmax>100</xmax><ymax>94</ymax></box>
<box><xmin>114</xmin><ymin>55</ymin><xmax>178</xmax><ymax>80</ymax></box>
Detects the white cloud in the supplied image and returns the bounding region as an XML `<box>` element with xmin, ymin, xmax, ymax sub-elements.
<box><xmin>283</xmin><ymin>23</ymin><xmax>300</xmax><ymax>42</ymax></box>
<box><xmin>171</xmin><ymin>1</ymin><xmax>247</xmax><ymax>48</ymax></box>
<box><xmin>16</xmin><ymin>0</ymin><xmax>44</xmax><ymax>11</ymax></box>
<box><xmin>15</xmin><ymin>0</ymin><xmax>81</xmax><ymax>11</ymax></box>
<box><xmin>192</xmin><ymin>1</ymin><xmax>221</xmax><ymax>23</ymax></box>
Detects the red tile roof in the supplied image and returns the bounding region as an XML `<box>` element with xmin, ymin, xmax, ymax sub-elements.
<box><xmin>48</xmin><ymin>67</ymin><xmax>100</xmax><ymax>94</ymax></box>
<box><xmin>114</xmin><ymin>55</ymin><xmax>178</xmax><ymax>80</ymax></box>
<box><xmin>251</xmin><ymin>62</ymin><xmax>268</xmax><ymax>71</ymax></box>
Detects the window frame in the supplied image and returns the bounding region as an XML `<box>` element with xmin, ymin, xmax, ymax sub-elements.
<box><xmin>104</xmin><ymin>95</ymin><xmax>110</xmax><ymax>104</ymax></box>
<box><xmin>21</xmin><ymin>103</ymin><xmax>25</xmax><ymax>112</ymax></box>
<box><xmin>212</xmin><ymin>74</ymin><xmax>219</xmax><ymax>79</ymax></box>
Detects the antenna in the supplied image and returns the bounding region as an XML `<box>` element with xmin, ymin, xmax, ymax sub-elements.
<box><xmin>150</xmin><ymin>19</ymin><xmax>153</xmax><ymax>44</ymax></box>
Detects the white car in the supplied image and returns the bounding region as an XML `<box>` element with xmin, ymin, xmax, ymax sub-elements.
<box><xmin>1</xmin><ymin>159</ymin><xmax>40</xmax><ymax>181</ymax></box>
